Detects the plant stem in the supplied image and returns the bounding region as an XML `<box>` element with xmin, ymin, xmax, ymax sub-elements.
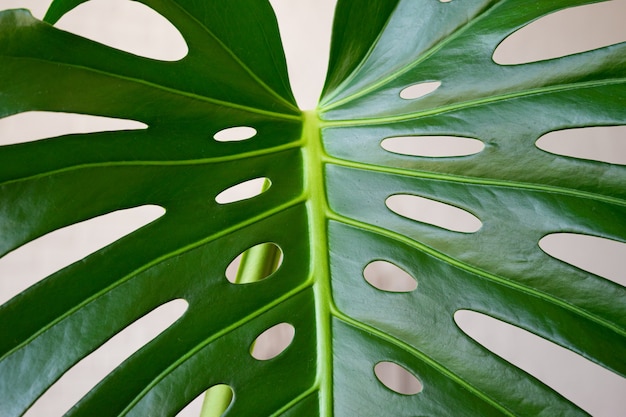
<box><xmin>235</xmin><ymin>242</ymin><xmax>282</xmax><ymax>284</ymax></box>
<box><xmin>199</xmin><ymin>385</ymin><xmax>233</xmax><ymax>417</ymax></box>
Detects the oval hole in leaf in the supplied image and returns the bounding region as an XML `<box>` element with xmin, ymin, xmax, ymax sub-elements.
<box><xmin>539</xmin><ymin>233</ymin><xmax>626</xmax><ymax>287</ymax></box>
<box><xmin>24</xmin><ymin>299</ymin><xmax>188</xmax><ymax>417</ymax></box>
<box><xmin>535</xmin><ymin>125</ymin><xmax>626</xmax><ymax>165</ymax></box>
<box><xmin>386</xmin><ymin>194</ymin><xmax>482</xmax><ymax>233</ymax></box>
<box><xmin>0</xmin><ymin>111</ymin><xmax>147</xmax><ymax>145</ymax></box>
<box><xmin>0</xmin><ymin>205</ymin><xmax>165</xmax><ymax>306</ymax></box>
<box><xmin>374</xmin><ymin>362</ymin><xmax>423</xmax><ymax>395</ymax></box>
<box><xmin>381</xmin><ymin>135</ymin><xmax>485</xmax><ymax>157</ymax></box>
<box><xmin>54</xmin><ymin>0</ymin><xmax>188</xmax><ymax>61</ymax></box>
<box><xmin>213</xmin><ymin>126</ymin><xmax>257</xmax><ymax>142</ymax></box>
<box><xmin>215</xmin><ymin>177</ymin><xmax>270</xmax><ymax>204</ymax></box>
<box><xmin>225</xmin><ymin>243</ymin><xmax>283</xmax><ymax>284</ymax></box>
<box><xmin>363</xmin><ymin>261</ymin><xmax>417</xmax><ymax>292</ymax></box>
<box><xmin>250</xmin><ymin>323</ymin><xmax>295</xmax><ymax>360</ymax></box>
<box><xmin>493</xmin><ymin>1</ymin><xmax>626</xmax><ymax>65</ymax></box>
<box><xmin>399</xmin><ymin>81</ymin><xmax>441</xmax><ymax>100</ymax></box>
<box><xmin>454</xmin><ymin>310</ymin><xmax>626</xmax><ymax>416</ymax></box>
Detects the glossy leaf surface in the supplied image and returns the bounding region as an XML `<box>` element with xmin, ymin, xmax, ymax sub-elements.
<box><xmin>1</xmin><ymin>0</ymin><xmax>625</xmax><ymax>416</ymax></box>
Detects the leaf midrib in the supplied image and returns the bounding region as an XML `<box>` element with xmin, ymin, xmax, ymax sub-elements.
<box><xmin>302</xmin><ymin>111</ymin><xmax>335</xmax><ymax>416</ymax></box>
<box><xmin>117</xmin><ymin>111</ymin><xmax>329</xmax><ymax>416</ymax></box>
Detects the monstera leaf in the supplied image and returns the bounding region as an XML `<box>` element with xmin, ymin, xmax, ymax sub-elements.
<box><xmin>1</xmin><ymin>0</ymin><xmax>625</xmax><ymax>416</ymax></box>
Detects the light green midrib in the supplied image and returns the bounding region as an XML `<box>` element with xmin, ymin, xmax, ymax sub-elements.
<box><xmin>123</xmin><ymin>111</ymin><xmax>330</xmax><ymax>417</ymax></box>
<box><xmin>302</xmin><ymin>110</ymin><xmax>334</xmax><ymax>416</ymax></box>
<box><xmin>308</xmin><ymin>109</ymin><xmax>515</xmax><ymax>416</ymax></box>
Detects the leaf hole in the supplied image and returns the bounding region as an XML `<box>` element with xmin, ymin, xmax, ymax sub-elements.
<box><xmin>24</xmin><ymin>299</ymin><xmax>188</xmax><ymax>417</ymax></box>
<box><xmin>539</xmin><ymin>233</ymin><xmax>626</xmax><ymax>287</ymax></box>
<box><xmin>374</xmin><ymin>361</ymin><xmax>423</xmax><ymax>395</ymax></box>
<box><xmin>0</xmin><ymin>205</ymin><xmax>165</xmax><ymax>306</ymax></box>
<box><xmin>386</xmin><ymin>194</ymin><xmax>482</xmax><ymax>233</ymax></box>
<box><xmin>399</xmin><ymin>81</ymin><xmax>441</xmax><ymax>100</ymax></box>
<box><xmin>54</xmin><ymin>0</ymin><xmax>188</xmax><ymax>61</ymax></box>
<box><xmin>381</xmin><ymin>135</ymin><xmax>485</xmax><ymax>157</ymax></box>
<box><xmin>493</xmin><ymin>1</ymin><xmax>626</xmax><ymax>65</ymax></box>
<box><xmin>213</xmin><ymin>126</ymin><xmax>257</xmax><ymax>142</ymax></box>
<box><xmin>250</xmin><ymin>323</ymin><xmax>295</xmax><ymax>360</ymax></box>
<box><xmin>535</xmin><ymin>125</ymin><xmax>626</xmax><ymax>165</ymax></box>
<box><xmin>225</xmin><ymin>243</ymin><xmax>283</xmax><ymax>284</ymax></box>
<box><xmin>0</xmin><ymin>111</ymin><xmax>147</xmax><ymax>145</ymax></box>
<box><xmin>363</xmin><ymin>261</ymin><xmax>417</xmax><ymax>293</ymax></box>
<box><xmin>215</xmin><ymin>177</ymin><xmax>270</xmax><ymax>205</ymax></box>
<box><xmin>455</xmin><ymin>310</ymin><xmax>626</xmax><ymax>416</ymax></box>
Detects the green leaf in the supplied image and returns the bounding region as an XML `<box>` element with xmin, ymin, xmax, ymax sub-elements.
<box><xmin>1</xmin><ymin>0</ymin><xmax>625</xmax><ymax>416</ymax></box>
